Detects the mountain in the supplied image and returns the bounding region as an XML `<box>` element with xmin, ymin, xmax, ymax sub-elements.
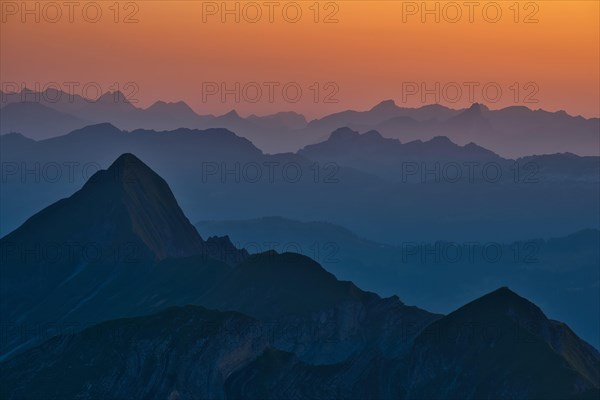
<box><xmin>3</xmin><ymin>153</ymin><xmax>208</xmax><ymax>261</ymax></box>
<box><xmin>1</xmin><ymin>289</ymin><xmax>597</xmax><ymax>399</ymax></box>
<box><xmin>299</xmin><ymin>127</ymin><xmax>599</xmax><ymax>183</ymax></box>
<box><xmin>304</xmin><ymin>100</ymin><xmax>599</xmax><ymax>158</ymax></box>
<box><xmin>200</xmin><ymin>251</ymin><xmax>373</xmax><ymax>319</ymax></box>
<box><xmin>0</xmin><ymin>305</ymin><xmax>269</xmax><ymax>400</ymax></box>
<box><xmin>0</xmin><ymin>102</ymin><xmax>91</xmax><ymax>140</ymax></box>
<box><xmin>299</xmin><ymin>127</ymin><xmax>504</xmax><ymax>182</ymax></box>
<box><xmin>197</xmin><ymin>217</ymin><xmax>600</xmax><ymax>348</ymax></box>
<box><xmin>202</xmin><ymin>110</ymin><xmax>311</xmax><ymax>153</ymax></box>
<box><xmin>196</xmin><ymin>216</ymin><xmax>395</xmax><ymax>291</ymax></box>
<box><xmin>0</xmin><ymin>123</ymin><xmax>265</xmax><ymax>235</ymax></box>
<box><xmin>247</xmin><ymin>111</ymin><xmax>307</xmax><ymax>130</ymax></box>
<box><xmin>225</xmin><ymin>288</ymin><xmax>600</xmax><ymax>399</ymax></box>
<box><xmin>133</xmin><ymin>100</ymin><xmax>213</xmax><ymax>130</ymax></box>
<box><xmin>305</xmin><ymin>99</ymin><xmax>461</xmax><ymax>134</ymax></box>
<box><xmin>3</xmin><ymin>90</ymin><xmax>598</xmax><ymax>156</ymax></box>
<box><xmin>0</xmin><ymin>89</ymin><xmax>311</xmax><ymax>153</ymax></box>
<box><xmin>1</xmin><ymin>153</ymin><xmax>598</xmax><ymax>398</ymax></box>
<box><xmin>0</xmin><ymin>153</ymin><xmax>431</xmax><ymax>364</ymax></box>
<box><xmin>405</xmin><ymin>288</ymin><xmax>600</xmax><ymax>400</ymax></box>
<box><xmin>518</xmin><ymin>153</ymin><xmax>600</xmax><ymax>181</ymax></box>
<box><xmin>0</xmin><ymin>153</ymin><xmax>247</xmax><ymax>358</ymax></box>
<box><xmin>370</xmin><ymin>103</ymin><xmax>600</xmax><ymax>158</ymax></box>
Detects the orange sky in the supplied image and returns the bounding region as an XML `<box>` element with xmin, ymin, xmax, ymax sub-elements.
<box><xmin>1</xmin><ymin>1</ymin><xmax>599</xmax><ymax>118</ymax></box>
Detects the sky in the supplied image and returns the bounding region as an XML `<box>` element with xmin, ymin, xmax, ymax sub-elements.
<box><xmin>1</xmin><ymin>0</ymin><xmax>599</xmax><ymax>119</ymax></box>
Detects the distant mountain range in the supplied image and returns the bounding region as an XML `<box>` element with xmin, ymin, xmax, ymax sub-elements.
<box><xmin>299</xmin><ymin>127</ymin><xmax>600</xmax><ymax>183</ymax></box>
<box><xmin>1</xmin><ymin>123</ymin><xmax>597</xmax><ymax>244</ymax></box>
<box><xmin>0</xmin><ymin>154</ymin><xmax>598</xmax><ymax>399</ymax></box>
<box><xmin>2</xmin><ymin>89</ymin><xmax>598</xmax><ymax>157</ymax></box>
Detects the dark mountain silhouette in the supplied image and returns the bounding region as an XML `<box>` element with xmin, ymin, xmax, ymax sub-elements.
<box><xmin>2</xmin><ymin>153</ymin><xmax>210</xmax><ymax>261</ymax></box>
<box><xmin>197</xmin><ymin>217</ymin><xmax>600</xmax><ymax>348</ymax></box>
<box><xmin>1</xmin><ymin>289</ymin><xmax>597</xmax><ymax>399</ymax></box>
<box><xmin>0</xmin><ymin>154</ymin><xmax>246</xmax><ymax>358</ymax></box>
<box><xmin>0</xmin><ymin>305</ymin><xmax>269</xmax><ymax>400</ymax></box>
<box><xmin>229</xmin><ymin>288</ymin><xmax>600</xmax><ymax>399</ymax></box>
<box><xmin>0</xmin><ymin>154</ymin><xmax>428</xmax><ymax>361</ymax></box>
<box><xmin>405</xmin><ymin>287</ymin><xmax>600</xmax><ymax>400</ymax></box>
<box><xmin>201</xmin><ymin>251</ymin><xmax>373</xmax><ymax>319</ymax></box>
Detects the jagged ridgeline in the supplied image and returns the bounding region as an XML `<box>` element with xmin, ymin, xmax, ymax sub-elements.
<box><xmin>0</xmin><ymin>154</ymin><xmax>598</xmax><ymax>399</ymax></box>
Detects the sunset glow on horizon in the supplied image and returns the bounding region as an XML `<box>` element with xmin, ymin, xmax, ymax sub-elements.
<box><xmin>1</xmin><ymin>0</ymin><xmax>599</xmax><ymax>119</ymax></box>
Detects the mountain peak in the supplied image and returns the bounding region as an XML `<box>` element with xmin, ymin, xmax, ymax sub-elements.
<box><xmin>110</xmin><ymin>152</ymin><xmax>141</xmax><ymax>166</ymax></box>
<box><xmin>464</xmin><ymin>285</ymin><xmax>529</xmax><ymax>307</ymax></box>
<box><xmin>147</xmin><ymin>100</ymin><xmax>195</xmax><ymax>114</ymax></box>
<box><xmin>106</xmin><ymin>152</ymin><xmax>149</xmax><ymax>175</ymax></box>
<box><xmin>98</xmin><ymin>153</ymin><xmax>156</xmax><ymax>186</ymax></box>
<box><xmin>66</xmin><ymin>122</ymin><xmax>122</xmax><ymax>137</ymax></box>
<box><xmin>18</xmin><ymin>153</ymin><xmax>244</xmax><ymax>264</ymax></box>
<box><xmin>371</xmin><ymin>99</ymin><xmax>398</xmax><ymax>112</ymax></box>
<box><xmin>78</xmin><ymin>154</ymin><xmax>207</xmax><ymax>260</ymax></box>
<box><xmin>467</xmin><ymin>102</ymin><xmax>489</xmax><ymax>114</ymax></box>
<box><xmin>147</xmin><ymin>100</ymin><xmax>168</xmax><ymax>109</ymax></box>
<box><xmin>97</xmin><ymin>90</ymin><xmax>130</xmax><ymax>104</ymax></box>
<box><xmin>329</xmin><ymin>127</ymin><xmax>359</xmax><ymax>140</ymax></box>
<box><xmin>4</xmin><ymin>152</ymin><xmax>243</xmax><ymax>264</ymax></box>
<box><xmin>427</xmin><ymin>136</ymin><xmax>454</xmax><ymax>145</ymax></box>
<box><xmin>444</xmin><ymin>286</ymin><xmax>551</xmax><ymax>329</ymax></box>
<box><xmin>487</xmin><ymin>285</ymin><xmax>517</xmax><ymax>298</ymax></box>
<box><xmin>410</xmin><ymin>286</ymin><xmax>600</xmax><ymax>399</ymax></box>
<box><xmin>362</xmin><ymin>130</ymin><xmax>384</xmax><ymax>139</ymax></box>
<box><xmin>222</xmin><ymin>109</ymin><xmax>242</xmax><ymax>119</ymax></box>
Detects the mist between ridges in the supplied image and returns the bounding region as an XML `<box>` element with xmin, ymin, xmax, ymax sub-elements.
<box><xmin>0</xmin><ymin>160</ymin><xmax>544</xmax><ymax>185</ymax></box>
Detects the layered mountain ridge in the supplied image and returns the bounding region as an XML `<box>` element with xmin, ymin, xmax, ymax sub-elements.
<box><xmin>2</xmin><ymin>91</ymin><xmax>598</xmax><ymax>156</ymax></box>
<box><xmin>0</xmin><ymin>153</ymin><xmax>598</xmax><ymax>399</ymax></box>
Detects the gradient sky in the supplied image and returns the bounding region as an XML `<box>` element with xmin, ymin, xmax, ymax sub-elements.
<box><xmin>1</xmin><ymin>0</ymin><xmax>598</xmax><ymax>118</ymax></box>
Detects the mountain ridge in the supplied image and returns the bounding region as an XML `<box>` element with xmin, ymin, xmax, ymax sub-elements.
<box><xmin>3</xmin><ymin>90</ymin><xmax>598</xmax><ymax>155</ymax></box>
